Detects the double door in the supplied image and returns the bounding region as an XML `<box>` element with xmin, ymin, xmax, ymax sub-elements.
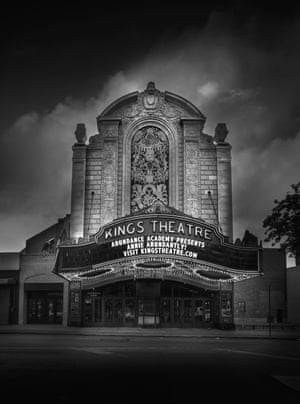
<box><xmin>93</xmin><ymin>297</ymin><xmax>158</xmax><ymax>326</ymax></box>
<box><xmin>27</xmin><ymin>293</ymin><xmax>63</xmax><ymax>324</ymax></box>
<box><xmin>85</xmin><ymin>296</ymin><xmax>213</xmax><ymax>327</ymax></box>
<box><xmin>90</xmin><ymin>297</ymin><xmax>136</xmax><ymax>326</ymax></box>
<box><xmin>138</xmin><ymin>298</ymin><xmax>160</xmax><ymax>326</ymax></box>
<box><xmin>160</xmin><ymin>298</ymin><xmax>212</xmax><ymax>327</ymax></box>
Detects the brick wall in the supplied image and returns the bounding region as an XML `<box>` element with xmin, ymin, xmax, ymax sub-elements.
<box><xmin>233</xmin><ymin>248</ymin><xmax>287</xmax><ymax>325</ymax></box>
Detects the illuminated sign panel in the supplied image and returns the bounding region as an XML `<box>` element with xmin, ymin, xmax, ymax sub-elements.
<box><xmin>56</xmin><ymin>213</ymin><xmax>261</xmax><ymax>273</ymax></box>
<box><xmin>96</xmin><ymin>217</ymin><xmax>215</xmax><ymax>260</ymax></box>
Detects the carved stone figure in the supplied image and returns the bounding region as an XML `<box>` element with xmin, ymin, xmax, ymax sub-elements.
<box><xmin>131</xmin><ymin>126</ymin><xmax>169</xmax><ymax>212</ymax></box>
<box><xmin>75</xmin><ymin>123</ymin><xmax>87</xmax><ymax>144</ymax></box>
<box><xmin>214</xmin><ymin>123</ymin><xmax>228</xmax><ymax>143</ymax></box>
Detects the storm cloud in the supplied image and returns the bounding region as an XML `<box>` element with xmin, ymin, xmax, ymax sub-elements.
<box><xmin>0</xmin><ymin>10</ymin><xmax>299</xmax><ymax>257</ymax></box>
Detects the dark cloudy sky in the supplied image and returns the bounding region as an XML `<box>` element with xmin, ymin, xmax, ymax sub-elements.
<box><xmin>0</xmin><ymin>1</ymin><xmax>300</xmax><ymax>263</ymax></box>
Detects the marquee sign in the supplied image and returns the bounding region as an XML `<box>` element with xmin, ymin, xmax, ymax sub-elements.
<box><xmin>55</xmin><ymin>212</ymin><xmax>261</xmax><ymax>274</ymax></box>
<box><xmin>95</xmin><ymin>216</ymin><xmax>216</xmax><ymax>260</ymax></box>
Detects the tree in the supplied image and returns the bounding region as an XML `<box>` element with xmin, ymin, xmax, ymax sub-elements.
<box><xmin>263</xmin><ymin>182</ymin><xmax>300</xmax><ymax>265</ymax></box>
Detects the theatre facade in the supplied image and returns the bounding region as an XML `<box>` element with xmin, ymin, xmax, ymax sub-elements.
<box><xmin>0</xmin><ymin>82</ymin><xmax>287</xmax><ymax>328</ymax></box>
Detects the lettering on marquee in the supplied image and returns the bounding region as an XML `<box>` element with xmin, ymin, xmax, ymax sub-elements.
<box><xmin>59</xmin><ymin>215</ymin><xmax>259</xmax><ymax>272</ymax></box>
<box><xmin>104</xmin><ymin>220</ymin><xmax>212</xmax><ymax>240</ymax></box>
<box><xmin>100</xmin><ymin>219</ymin><xmax>213</xmax><ymax>260</ymax></box>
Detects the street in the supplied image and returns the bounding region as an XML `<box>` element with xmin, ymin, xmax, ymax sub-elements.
<box><xmin>0</xmin><ymin>334</ymin><xmax>299</xmax><ymax>403</ymax></box>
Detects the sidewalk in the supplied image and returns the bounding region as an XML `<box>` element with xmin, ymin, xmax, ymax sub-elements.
<box><xmin>0</xmin><ymin>324</ymin><xmax>299</xmax><ymax>339</ymax></box>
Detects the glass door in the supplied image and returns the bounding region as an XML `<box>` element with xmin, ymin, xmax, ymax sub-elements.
<box><xmin>194</xmin><ymin>299</ymin><xmax>212</xmax><ymax>327</ymax></box>
<box><xmin>138</xmin><ymin>298</ymin><xmax>159</xmax><ymax>327</ymax></box>
<box><xmin>183</xmin><ymin>299</ymin><xmax>192</xmax><ymax>326</ymax></box>
<box><xmin>194</xmin><ymin>299</ymin><xmax>204</xmax><ymax>326</ymax></box>
<box><xmin>27</xmin><ymin>293</ymin><xmax>63</xmax><ymax>324</ymax></box>
<box><xmin>104</xmin><ymin>299</ymin><xmax>113</xmax><ymax>324</ymax></box>
<box><xmin>94</xmin><ymin>298</ymin><xmax>102</xmax><ymax>324</ymax></box>
<box><xmin>125</xmin><ymin>299</ymin><xmax>136</xmax><ymax>326</ymax></box>
<box><xmin>173</xmin><ymin>299</ymin><xmax>181</xmax><ymax>326</ymax></box>
<box><xmin>161</xmin><ymin>298</ymin><xmax>171</xmax><ymax>326</ymax></box>
<box><xmin>204</xmin><ymin>300</ymin><xmax>212</xmax><ymax>322</ymax></box>
<box><xmin>104</xmin><ymin>298</ymin><xmax>123</xmax><ymax>326</ymax></box>
<box><xmin>114</xmin><ymin>299</ymin><xmax>123</xmax><ymax>325</ymax></box>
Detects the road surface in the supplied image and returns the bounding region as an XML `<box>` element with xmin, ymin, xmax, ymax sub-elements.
<box><xmin>0</xmin><ymin>334</ymin><xmax>299</xmax><ymax>403</ymax></box>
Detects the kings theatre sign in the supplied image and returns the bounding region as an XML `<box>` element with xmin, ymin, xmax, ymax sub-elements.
<box><xmin>56</xmin><ymin>211</ymin><xmax>260</xmax><ymax>274</ymax></box>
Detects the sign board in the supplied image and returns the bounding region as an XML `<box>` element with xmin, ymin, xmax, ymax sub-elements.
<box><xmin>56</xmin><ymin>213</ymin><xmax>260</xmax><ymax>273</ymax></box>
<box><xmin>68</xmin><ymin>281</ymin><xmax>81</xmax><ymax>325</ymax></box>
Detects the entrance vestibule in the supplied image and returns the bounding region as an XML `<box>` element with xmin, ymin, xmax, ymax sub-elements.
<box><xmin>82</xmin><ymin>280</ymin><xmax>224</xmax><ymax>328</ymax></box>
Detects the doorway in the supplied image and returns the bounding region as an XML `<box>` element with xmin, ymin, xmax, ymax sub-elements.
<box><xmin>138</xmin><ymin>298</ymin><xmax>160</xmax><ymax>326</ymax></box>
<box><xmin>27</xmin><ymin>291</ymin><xmax>63</xmax><ymax>324</ymax></box>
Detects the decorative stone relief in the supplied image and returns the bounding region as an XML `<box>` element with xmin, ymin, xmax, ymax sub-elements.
<box><xmin>185</xmin><ymin>142</ymin><xmax>199</xmax><ymax>217</ymax></box>
<box><xmin>131</xmin><ymin>126</ymin><xmax>169</xmax><ymax>212</ymax></box>
<box><xmin>120</xmin><ymin>82</ymin><xmax>182</xmax><ymax>123</ymax></box>
<box><xmin>101</xmin><ymin>142</ymin><xmax>117</xmax><ymax>224</ymax></box>
<box><xmin>122</xmin><ymin>103</ymin><xmax>143</xmax><ymax>118</ymax></box>
<box><xmin>200</xmin><ymin>133</ymin><xmax>214</xmax><ymax>145</ymax></box>
<box><xmin>98</xmin><ymin>122</ymin><xmax>119</xmax><ymax>137</ymax></box>
<box><xmin>88</xmin><ymin>150</ymin><xmax>101</xmax><ymax>158</ymax></box>
<box><xmin>142</xmin><ymin>81</ymin><xmax>159</xmax><ymax>110</ymax></box>
<box><xmin>75</xmin><ymin>123</ymin><xmax>86</xmax><ymax>144</ymax></box>
<box><xmin>89</xmin><ymin>134</ymin><xmax>102</xmax><ymax>145</ymax></box>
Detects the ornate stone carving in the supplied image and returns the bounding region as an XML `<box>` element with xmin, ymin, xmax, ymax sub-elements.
<box><xmin>131</xmin><ymin>126</ymin><xmax>169</xmax><ymax>212</ymax></box>
<box><xmin>214</xmin><ymin>123</ymin><xmax>229</xmax><ymax>143</ymax></box>
<box><xmin>142</xmin><ymin>81</ymin><xmax>162</xmax><ymax>110</ymax></box>
<box><xmin>185</xmin><ymin>142</ymin><xmax>199</xmax><ymax>217</ymax></box>
<box><xmin>121</xmin><ymin>103</ymin><xmax>143</xmax><ymax>118</ymax></box>
<box><xmin>200</xmin><ymin>133</ymin><xmax>214</xmax><ymax>144</ymax></box>
<box><xmin>101</xmin><ymin>142</ymin><xmax>117</xmax><ymax>224</ymax></box>
<box><xmin>120</xmin><ymin>82</ymin><xmax>182</xmax><ymax>123</ymax></box>
<box><xmin>75</xmin><ymin>123</ymin><xmax>86</xmax><ymax>144</ymax></box>
<box><xmin>99</xmin><ymin>122</ymin><xmax>119</xmax><ymax>137</ymax></box>
<box><xmin>89</xmin><ymin>134</ymin><xmax>102</xmax><ymax>145</ymax></box>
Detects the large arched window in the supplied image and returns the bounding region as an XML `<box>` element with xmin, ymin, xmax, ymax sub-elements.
<box><xmin>131</xmin><ymin>126</ymin><xmax>169</xmax><ymax>212</ymax></box>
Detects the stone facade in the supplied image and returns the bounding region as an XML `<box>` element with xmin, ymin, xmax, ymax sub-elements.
<box><xmin>1</xmin><ymin>82</ymin><xmax>290</xmax><ymax>328</ymax></box>
<box><xmin>70</xmin><ymin>82</ymin><xmax>233</xmax><ymax>242</ymax></box>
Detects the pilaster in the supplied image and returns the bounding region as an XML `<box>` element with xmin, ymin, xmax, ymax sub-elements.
<box><xmin>216</xmin><ymin>144</ymin><xmax>233</xmax><ymax>240</ymax></box>
<box><xmin>70</xmin><ymin>144</ymin><xmax>87</xmax><ymax>240</ymax></box>
<box><xmin>181</xmin><ymin>118</ymin><xmax>203</xmax><ymax>218</ymax></box>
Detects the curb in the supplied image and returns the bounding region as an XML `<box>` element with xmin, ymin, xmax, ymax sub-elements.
<box><xmin>0</xmin><ymin>328</ymin><xmax>299</xmax><ymax>340</ymax></box>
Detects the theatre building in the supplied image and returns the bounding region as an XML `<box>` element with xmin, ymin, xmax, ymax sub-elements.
<box><xmin>0</xmin><ymin>82</ymin><xmax>288</xmax><ymax>328</ymax></box>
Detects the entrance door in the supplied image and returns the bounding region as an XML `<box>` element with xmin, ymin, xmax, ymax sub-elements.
<box><xmin>172</xmin><ymin>299</ymin><xmax>193</xmax><ymax>327</ymax></box>
<box><xmin>125</xmin><ymin>298</ymin><xmax>136</xmax><ymax>326</ymax></box>
<box><xmin>104</xmin><ymin>298</ymin><xmax>123</xmax><ymax>326</ymax></box>
<box><xmin>195</xmin><ymin>299</ymin><xmax>212</xmax><ymax>327</ymax></box>
<box><xmin>27</xmin><ymin>292</ymin><xmax>63</xmax><ymax>324</ymax></box>
<box><xmin>174</xmin><ymin>299</ymin><xmax>181</xmax><ymax>326</ymax></box>
<box><xmin>138</xmin><ymin>298</ymin><xmax>159</xmax><ymax>327</ymax></box>
<box><xmin>182</xmin><ymin>299</ymin><xmax>193</xmax><ymax>326</ymax></box>
<box><xmin>0</xmin><ymin>287</ymin><xmax>10</xmax><ymax>325</ymax></box>
<box><xmin>93</xmin><ymin>298</ymin><xmax>102</xmax><ymax>324</ymax></box>
<box><xmin>194</xmin><ymin>299</ymin><xmax>204</xmax><ymax>326</ymax></box>
<box><xmin>160</xmin><ymin>298</ymin><xmax>172</xmax><ymax>326</ymax></box>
